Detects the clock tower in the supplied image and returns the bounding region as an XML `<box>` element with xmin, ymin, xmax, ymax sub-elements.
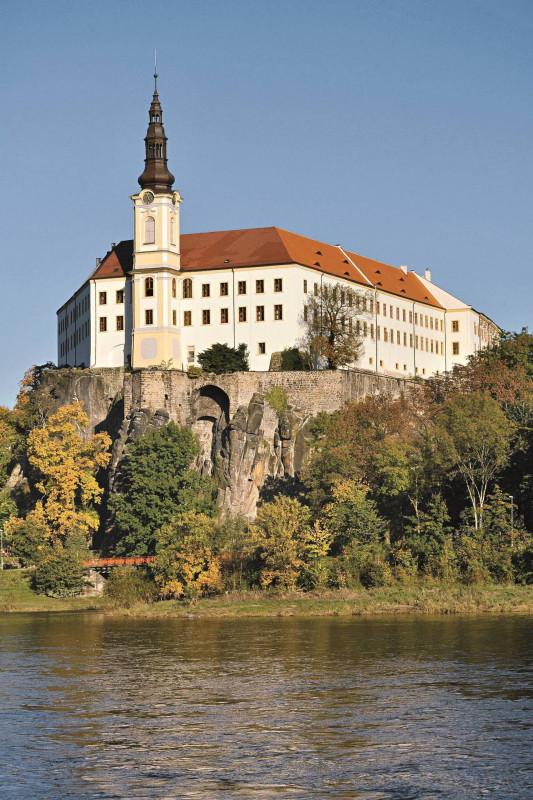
<box><xmin>131</xmin><ymin>71</ymin><xmax>182</xmax><ymax>368</ymax></box>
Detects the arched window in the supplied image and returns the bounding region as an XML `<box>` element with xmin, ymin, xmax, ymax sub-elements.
<box><xmin>170</xmin><ymin>216</ymin><xmax>176</xmax><ymax>245</ymax></box>
<box><xmin>183</xmin><ymin>278</ymin><xmax>192</xmax><ymax>299</ymax></box>
<box><xmin>144</xmin><ymin>216</ymin><xmax>155</xmax><ymax>244</ymax></box>
<box><xmin>145</xmin><ymin>277</ymin><xmax>154</xmax><ymax>297</ymax></box>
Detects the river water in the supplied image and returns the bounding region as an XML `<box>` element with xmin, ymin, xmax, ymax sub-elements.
<box><xmin>0</xmin><ymin>614</ymin><xmax>531</xmax><ymax>799</ymax></box>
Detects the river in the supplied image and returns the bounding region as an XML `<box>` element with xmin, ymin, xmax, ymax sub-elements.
<box><xmin>0</xmin><ymin>614</ymin><xmax>531</xmax><ymax>798</ymax></box>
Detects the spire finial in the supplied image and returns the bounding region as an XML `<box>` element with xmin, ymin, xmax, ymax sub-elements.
<box><xmin>153</xmin><ymin>48</ymin><xmax>158</xmax><ymax>92</ymax></box>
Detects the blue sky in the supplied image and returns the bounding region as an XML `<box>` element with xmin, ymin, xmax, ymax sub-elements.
<box><xmin>1</xmin><ymin>0</ymin><xmax>532</xmax><ymax>406</ymax></box>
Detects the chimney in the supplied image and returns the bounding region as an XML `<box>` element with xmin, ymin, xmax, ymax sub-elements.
<box><xmin>95</xmin><ymin>257</ymin><xmax>101</xmax><ymax>267</ymax></box>
<box><xmin>424</xmin><ymin>268</ymin><xmax>432</xmax><ymax>282</ymax></box>
<box><xmin>111</xmin><ymin>242</ymin><xmax>116</xmax><ymax>249</ymax></box>
<box><xmin>400</xmin><ymin>265</ymin><xmax>408</xmax><ymax>274</ymax></box>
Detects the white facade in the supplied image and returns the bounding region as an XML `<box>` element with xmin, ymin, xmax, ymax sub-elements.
<box><xmin>57</xmin><ymin>254</ymin><xmax>498</xmax><ymax>377</ymax></box>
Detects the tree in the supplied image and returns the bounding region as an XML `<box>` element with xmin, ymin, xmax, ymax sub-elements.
<box><xmin>403</xmin><ymin>494</ymin><xmax>453</xmax><ymax>576</ymax></box>
<box><xmin>108</xmin><ymin>423</ymin><xmax>215</xmax><ymax>555</ymax></box>
<box><xmin>26</xmin><ymin>402</ymin><xmax>111</xmax><ymax>543</ymax></box>
<box><xmin>300</xmin><ymin>282</ymin><xmax>370</xmax><ymax>369</ymax></box>
<box><xmin>32</xmin><ymin>538</ymin><xmax>87</xmax><ymax>597</ymax></box>
<box><xmin>197</xmin><ymin>343</ymin><xmax>249</xmax><ymax>374</ymax></box>
<box><xmin>434</xmin><ymin>392</ymin><xmax>515</xmax><ymax>530</ymax></box>
<box><xmin>154</xmin><ymin>511</ymin><xmax>222</xmax><ymax>600</ymax></box>
<box><xmin>323</xmin><ymin>480</ymin><xmax>388</xmax><ymax>553</ymax></box>
<box><xmin>252</xmin><ymin>496</ymin><xmax>311</xmax><ymax>589</ymax></box>
<box><xmin>0</xmin><ymin>407</ymin><xmax>18</xmax><ymax>476</ymax></box>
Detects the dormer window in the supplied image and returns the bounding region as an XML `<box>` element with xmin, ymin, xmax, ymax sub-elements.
<box><xmin>144</xmin><ymin>216</ymin><xmax>155</xmax><ymax>244</ymax></box>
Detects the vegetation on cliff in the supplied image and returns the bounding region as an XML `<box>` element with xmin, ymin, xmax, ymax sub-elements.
<box><xmin>0</xmin><ymin>330</ymin><xmax>531</xmax><ymax>603</ymax></box>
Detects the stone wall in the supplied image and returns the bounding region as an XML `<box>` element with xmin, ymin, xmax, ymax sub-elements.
<box><xmin>123</xmin><ymin>368</ymin><xmax>412</xmax><ymax>424</ymax></box>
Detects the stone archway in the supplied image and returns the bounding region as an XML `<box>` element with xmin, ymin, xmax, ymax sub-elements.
<box><xmin>190</xmin><ymin>384</ymin><xmax>230</xmax><ymax>475</ymax></box>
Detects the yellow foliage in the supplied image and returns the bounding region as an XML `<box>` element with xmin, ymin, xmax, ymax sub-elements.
<box><xmin>27</xmin><ymin>402</ymin><xmax>111</xmax><ymax>542</ymax></box>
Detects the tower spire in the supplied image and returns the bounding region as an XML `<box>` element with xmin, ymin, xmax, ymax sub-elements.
<box><xmin>138</xmin><ymin>66</ymin><xmax>175</xmax><ymax>194</ymax></box>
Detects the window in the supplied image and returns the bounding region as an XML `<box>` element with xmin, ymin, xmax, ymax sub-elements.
<box><xmin>116</xmin><ymin>315</ymin><xmax>124</xmax><ymax>331</ymax></box>
<box><xmin>303</xmin><ymin>279</ymin><xmax>307</xmax><ymax>293</ymax></box>
<box><xmin>258</xmin><ymin>342</ymin><xmax>266</xmax><ymax>355</ymax></box>
<box><xmin>274</xmin><ymin>278</ymin><xmax>283</xmax><ymax>292</ymax></box>
<box><xmin>202</xmin><ymin>283</ymin><xmax>210</xmax><ymax>298</ymax></box>
<box><xmin>403</xmin><ymin>332</ymin><xmax>407</xmax><ymax>346</ymax></box>
<box><xmin>184</xmin><ymin>310</ymin><xmax>192</xmax><ymax>326</ymax></box>
<box><xmin>202</xmin><ymin>309</ymin><xmax>210</xmax><ymax>325</ymax></box>
<box><xmin>384</xmin><ymin>328</ymin><xmax>388</xmax><ymax>342</ymax></box>
<box><xmin>396</xmin><ymin>308</ymin><xmax>400</xmax><ymax>320</ymax></box>
<box><xmin>410</xmin><ymin>334</ymin><xmax>413</xmax><ymax>347</ymax></box>
<box><xmin>145</xmin><ymin>277</ymin><xmax>154</xmax><ymax>297</ymax></box>
<box><xmin>256</xmin><ymin>279</ymin><xmax>264</xmax><ymax>293</ymax></box>
<box><xmin>274</xmin><ymin>304</ymin><xmax>283</xmax><ymax>320</ymax></box>
<box><xmin>402</xmin><ymin>309</ymin><xmax>406</xmax><ymax>322</ymax></box>
<box><xmin>409</xmin><ymin>311</ymin><xmax>413</xmax><ymax>323</ymax></box>
<box><xmin>314</xmin><ymin>283</ymin><xmax>318</xmax><ymax>296</ymax></box>
<box><xmin>238</xmin><ymin>307</ymin><xmax>247</xmax><ymax>322</ymax></box>
<box><xmin>370</xmin><ymin>323</ymin><xmax>375</xmax><ymax>339</ymax></box>
<box><xmin>145</xmin><ymin>309</ymin><xmax>153</xmax><ymax>325</ymax></box>
<box><xmin>116</xmin><ymin>290</ymin><xmax>124</xmax><ymax>304</ymax></box>
<box><xmin>303</xmin><ymin>305</ymin><xmax>308</xmax><ymax>322</ymax></box>
<box><xmin>220</xmin><ymin>282</ymin><xmax>229</xmax><ymax>296</ymax></box>
<box><xmin>379</xmin><ymin>360</ymin><xmax>384</xmax><ymax>367</ymax></box>
<box><xmin>220</xmin><ymin>308</ymin><xmax>229</xmax><ymax>323</ymax></box>
<box><xmin>99</xmin><ymin>316</ymin><xmax>107</xmax><ymax>332</ymax></box>
<box><xmin>172</xmin><ymin>278</ymin><xmax>176</xmax><ymax>298</ymax></box>
<box><xmin>369</xmin><ymin>299</ymin><xmax>374</xmax><ymax>314</ymax></box>
<box><xmin>187</xmin><ymin>346</ymin><xmax>195</xmax><ymax>364</ymax></box>
<box><xmin>395</xmin><ymin>363</ymin><xmax>399</xmax><ymax>370</ymax></box>
<box><xmin>452</xmin><ymin>320</ymin><xmax>459</xmax><ymax>332</ymax></box>
<box><xmin>376</xmin><ymin>301</ymin><xmax>380</xmax><ymax>314</ymax></box>
<box><xmin>383</xmin><ymin>305</ymin><xmax>387</xmax><ymax>317</ymax></box>
<box><xmin>256</xmin><ymin>305</ymin><xmax>265</xmax><ymax>321</ymax></box>
<box><xmin>183</xmin><ymin>279</ymin><xmax>193</xmax><ymax>298</ymax></box>
<box><xmin>415</xmin><ymin>313</ymin><xmax>418</xmax><ymax>325</ymax></box>
<box><xmin>170</xmin><ymin>216</ymin><xmax>176</xmax><ymax>245</ymax></box>
<box><xmin>172</xmin><ymin>310</ymin><xmax>177</xmax><ymax>326</ymax></box>
<box><xmin>452</xmin><ymin>342</ymin><xmax>460</xmax><ymax>355</ymax></box>
<box><xmin>397</xmin><ymin>331</ymin><xmax>401</xmax><ymax>345</ymax></box>
<box><xmin>238</xmin><ymin>280</ymin><xmax>247</xmax><ymax>295</ymax></box>
<box><xmin>144</xmin><ymin>216</ymin><xmax>155</xmax><ymax>244</ymax></box>
<box><xmin>99</xmin><ymin>291</ymin><xmax>107</xmax><ymax>305</ymax></box>
<box><xmin>369</xmin><ymin>357</ymin><xmax>373</xmax><ymax>365</ymax></box>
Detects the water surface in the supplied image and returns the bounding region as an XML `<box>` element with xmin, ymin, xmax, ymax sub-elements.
<box><xmin>0</xmin><ymin>614</ymin><xmax>531</xmax><ymax>798</ymax></box>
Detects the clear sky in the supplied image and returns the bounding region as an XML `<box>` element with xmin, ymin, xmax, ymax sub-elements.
<box><xmin>1</xmin><ymin>0</ymin><xmax>532</xmax><ymax>407</ymax></box>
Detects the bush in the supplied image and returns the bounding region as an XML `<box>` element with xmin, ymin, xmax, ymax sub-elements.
<box><xmin>33</xmin><ymin>546</ymin><xmax>85</xmax><ymax>597</ymax></box>
<box><xmin>280</xmin><ymin>348</ymin><xmax>309</xmax><ymax>371</ymax></box>
<box><xmin>104</xmin><ymin>567</ymin><xmax>158</xmax><ymax>607</ymax></box>
<box><xmin>198</xmin><ymin>343</ymin><xmax>249</xmax><ymax>374</ymax></box>
<box><xmin>265</xmin><ymin>386</ymin><xmax>289</xmax><ymax>415</ymax></box>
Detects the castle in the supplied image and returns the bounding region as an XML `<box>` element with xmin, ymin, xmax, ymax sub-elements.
<box><xmin>57</xmin><ymin>75</ymin><xmax>499</xmax><ymax>377</ymax></box>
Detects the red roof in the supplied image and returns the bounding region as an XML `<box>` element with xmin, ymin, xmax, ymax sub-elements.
<box><xmin>91</xmin><ymin>226</ymin><xmax>442</xmax><ymax>308</ymax></box>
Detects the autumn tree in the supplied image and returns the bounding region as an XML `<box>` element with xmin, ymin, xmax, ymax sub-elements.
<box><xmin>252</xmin><ymin>496</ymin><xmax>312</xmax><ymax>589</ymax></box>
<box><xmin>154</xmin><ymin>511</ymin><xmax>222</xmax><ymax>600</ymax></box>
<box><xmin>434</xmin><ymin>392</ymin><xmax>514</xmax><ymax>530</ymax></box>
<box><xmin>300</xmin><ymin>282</ymin><xmax>370</xmax><ymax>369</ymax></box>
<box><xmin>25</xmin><ymin>402</ymin><xmax>111</xmax><ymax>544</ymax></box>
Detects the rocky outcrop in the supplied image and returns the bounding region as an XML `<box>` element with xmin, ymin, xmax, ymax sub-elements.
<box><xmin>215</xmin><ymin>393</ymin><xmax>310</xmax><ymax>517</ymax></box>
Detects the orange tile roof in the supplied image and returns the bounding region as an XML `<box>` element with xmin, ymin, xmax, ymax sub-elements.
<box><xmin>91</xmin><ymin>226</ymin><xmax>443</xmax><ymax>308</ymax></box>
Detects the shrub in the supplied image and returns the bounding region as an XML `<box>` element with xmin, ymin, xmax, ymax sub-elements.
<box><xmin>280</xmin><ymin>347</ymin><xmax>309</xmax><ymax>371</ymax></box>
<box><xmin>264</xmin><ymin>386</ymin><xmax>289</xmax><ymax>415</ymax></box>
<box><xmin>33</xmin><ymin>546</ymin><xmax>85</xmax><ymax>597</ymax></box>
<box><xmin>197</xmin><ymin>343</ymin><xmax>249</xmax><ymax>374</ymax></box>
<box><xmin>104</xmin><ymin>567</ymin><xmax>158</xmax><ymax>607</ymax></box>
<box><xmin>4</xmin><ymin>515</ymin><xmax>47</xmax><ymax>567</ymax></box>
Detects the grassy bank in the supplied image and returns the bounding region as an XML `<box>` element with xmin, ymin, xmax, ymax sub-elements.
<box><xmin>1</xmin><ymin>569</ymin><xmax>532</xmax><ymax>616</ymax></box>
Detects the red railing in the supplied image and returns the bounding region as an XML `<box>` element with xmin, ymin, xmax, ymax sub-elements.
<box><xmin>82</xmin><ymin>556</ymin><xmax>155</xmax><ymax>568</ymax></box>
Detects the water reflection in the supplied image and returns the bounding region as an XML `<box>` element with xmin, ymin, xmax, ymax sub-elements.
<box><xmin>0</xmin><ymin>615</ymin><xmax>531</xmax><ymax>798</ymax></box>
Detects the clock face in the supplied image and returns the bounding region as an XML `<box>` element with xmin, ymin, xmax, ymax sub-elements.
<box><xmin>143</xmin><ymin>191</ymin><xmax>154</xmax><ymax>205</ymax></box>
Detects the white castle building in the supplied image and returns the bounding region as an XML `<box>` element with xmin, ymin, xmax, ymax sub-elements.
<box><xmin>57</xmin><ymin>78</ymin><xmax>498</xmax><ymax>378</ymax></box>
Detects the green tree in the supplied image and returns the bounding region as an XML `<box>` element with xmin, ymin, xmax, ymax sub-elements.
<box><xmin>434</xmin><ymin>392</ymin><xmax>515</xmax><ymax>529</ymax></box>
<box><xmin>32</xmin><ymin>536</ymin><xmax>88</xmax><ymax>597</ymax></box>
<box><xmin>403</xmin><ymin>494</ymin><xmax>452</xmax><ymax>576</ymax></box>
<box><xmin>323</xmin><ymin>480</ymin><xmax>388</xmax><ymax>554</ymax></box>
<box><xmin>108</xmin><ymin>423</ymin><xmax>215</xmax><ymax>555</ymax></box>
<box><xmin>197</xmin><ymin>343</ymin><xmax>249</xmax><ymax>374</ymax></box>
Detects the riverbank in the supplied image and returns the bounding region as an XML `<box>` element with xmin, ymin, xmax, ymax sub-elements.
<box><xmin>1</xmin><ymin>570</ymin><xmax>532</xmax><ymax>616</ymax></box>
